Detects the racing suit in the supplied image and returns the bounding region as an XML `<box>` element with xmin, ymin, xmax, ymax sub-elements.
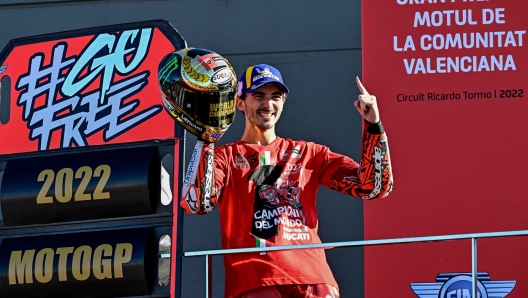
<box><xmin>181</xmin><ymin>121</ymin><xmax>393</xmax><ymax>298</ymax></box>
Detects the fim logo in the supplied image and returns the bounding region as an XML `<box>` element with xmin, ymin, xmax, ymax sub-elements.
<box><xmin>410</xmin><ymin>272</ymin><xmax>516</xmax><ymax>298</ymax></box>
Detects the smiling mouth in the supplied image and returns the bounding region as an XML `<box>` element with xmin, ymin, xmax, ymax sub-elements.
<box><xmin>258</xmin><ymin>110</ymin><xmax>275</xmax><ymax>119</ymax></box>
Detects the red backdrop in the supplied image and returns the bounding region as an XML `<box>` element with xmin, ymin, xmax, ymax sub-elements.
<box><xmin>363</xmin><ymin>0</ymin><xmax>528</xmax><ymax>297</ymax></box>
<box><xmin>0</xmin><ymin>25</ymin><xmax>179</xmax><ymax>155</ymax></box>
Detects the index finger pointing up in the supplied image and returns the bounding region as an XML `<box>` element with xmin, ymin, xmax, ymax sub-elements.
<box><xmin>356</xmin><ymin>76</ymin><xmax>370</xmax><ymax>95</ymax></box>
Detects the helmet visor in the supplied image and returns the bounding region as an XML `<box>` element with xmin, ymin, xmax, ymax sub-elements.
<box><xmin>164</xmin><ymin>81</ymin><xmax>237</xmax><ymax>129</ymax></box>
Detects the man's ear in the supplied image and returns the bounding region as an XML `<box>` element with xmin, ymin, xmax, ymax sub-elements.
<box><xmin>236</xmin><ymin>96</ymin><xmax>245</xmax><ymax>113</ymax></box>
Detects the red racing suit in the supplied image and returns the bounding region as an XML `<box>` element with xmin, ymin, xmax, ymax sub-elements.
<box><xmin>181</xmin><ymin>121</ymin><xmax>393</xmax><ymax>298</ymax></box>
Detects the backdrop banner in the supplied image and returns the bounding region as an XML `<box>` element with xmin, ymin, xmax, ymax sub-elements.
<box><xmin>363</xmin><ymin>0</ymin><xmax>528</xmax><ymax>297</ymax></box>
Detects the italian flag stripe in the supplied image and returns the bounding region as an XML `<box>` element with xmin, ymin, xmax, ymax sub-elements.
<box><xmin>261</xmin><ymin>151</ymin><xmax>271</xmax><ymax>166</ymax></box>
<box><xmin>256</xmin><ymin>237</ymin><xmax>266</xmax><ymax>255</ymax></box>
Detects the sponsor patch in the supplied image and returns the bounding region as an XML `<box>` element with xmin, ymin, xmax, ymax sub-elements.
<box><xmin>253</xmin><ymin>66</ymin><xmax>279</xmax><ymax>82</ymax></box>
<box><xmin>246</xmin><ymin>153</ymin><xmax>259</xmax><ymax>168</ymax></box>
<box><xmin>280</xmin><ymin>146</ymin><xmax>302</xmax><ymax>161</ymax></box>
<box><xmin>236</xmin><ymin>153</ymin><xmax>250</xmax><ymax>169</ymax></box>
<box><xmin>291</xmin><ymin>146</ymin><xmax>302</xmax><ymax>158</ymax></box>
<box><xmin>200</xmin><ymin>148</ymin><xmax>215</xmax><ymax>213</ymax></box>
<box><xmin>370</xmin><ymin>145</ymin><xmax>383</xmax><ymax>198</ymax></box>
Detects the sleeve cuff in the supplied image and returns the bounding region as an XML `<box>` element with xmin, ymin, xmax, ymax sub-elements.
<box><xmin>365</xmin><ymin>120</ymin><xmax>385</xmax><ymax>134</ymax></box>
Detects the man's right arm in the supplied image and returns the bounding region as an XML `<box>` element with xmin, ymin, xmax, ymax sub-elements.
<box><xmin>180</xmin><ymin>140</ymin><xmax>220</xmax><ymax>214</ymax></box>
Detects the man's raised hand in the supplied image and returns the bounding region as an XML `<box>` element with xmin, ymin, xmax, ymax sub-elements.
<box><xmin>354</xmin><ymin>76</ymin><xmax>380</xmax><ymax>124</ymax></box>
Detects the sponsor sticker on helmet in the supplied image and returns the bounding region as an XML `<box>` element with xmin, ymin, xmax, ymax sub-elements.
<box><xmin>204</xmin><ymin>131</ymin><xmax>223</xmax><ymax>142</ymax></box>
<box><xmin>211</xmin><ymin>68</ymin><xmax>233</xmax><ymax>84</ymax></box>
<box><xmin>179</xmin><ymin>49</ymin><xmax>236</xmax><ymax>92</ymax></box>
<box><xmin>179</xmin><ymin>112</ymin><xmax>204</xmax><ymax>132</ymax></box>
<box><xmin>198</xmin><ymin>53</ymin><xmax>227</xmax><ymax>70</ymax></box>
<box><xmin>161</xmin><ymin>96</ymin><xmax>175</xmax><ymax>112</ymax></box>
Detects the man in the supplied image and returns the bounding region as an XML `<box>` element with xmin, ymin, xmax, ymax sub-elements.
<box><xmin>181</xmin><ymin>64</ymin><xmax>393</xmax><ymax>298</ymax></box>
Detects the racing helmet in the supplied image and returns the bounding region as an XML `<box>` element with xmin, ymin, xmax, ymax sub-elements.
<box><xmin>158</xmin><ymin>48</ymin><xmax>237</xmax><ymax>142</ymax></box>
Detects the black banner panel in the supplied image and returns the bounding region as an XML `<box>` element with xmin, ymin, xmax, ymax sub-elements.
<box><xmin>0</xmin><ymin>146</ymin><xmax>159</xmax><ymax>226</ymax></box>
<box><xmin>0</xmin><ymin>228</ymin><xmax>154</xmax><ymax>298</ymax></box>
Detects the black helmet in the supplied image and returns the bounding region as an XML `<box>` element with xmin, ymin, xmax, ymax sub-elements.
<box><xmin>158</xmin><ymin>48</ymin><xmax>237</xmax><ymax>142</ymax></box>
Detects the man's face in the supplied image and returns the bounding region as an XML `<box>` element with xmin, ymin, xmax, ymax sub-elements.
<box><xmin>238</xmin><ymin>83</ymin><xmax>286</xmax><ymax>131</ymax></box>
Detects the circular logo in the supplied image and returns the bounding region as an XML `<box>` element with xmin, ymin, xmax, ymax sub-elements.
<box><xmin>439</xmin><ymin>275</ymin><xmax>487</xmax><ymax>298</ymax></box>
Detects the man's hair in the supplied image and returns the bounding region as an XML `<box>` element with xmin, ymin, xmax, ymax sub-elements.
<box><xmin>238</xmin><ymin>92</ymin><xmax>247</xmax><ymax>116</ymax></box>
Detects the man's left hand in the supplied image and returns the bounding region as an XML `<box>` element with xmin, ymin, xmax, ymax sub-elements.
<box><xmin>354</xmin><ymin>77</ymin><xmax>380</xmax><ymax>124</ymax></box>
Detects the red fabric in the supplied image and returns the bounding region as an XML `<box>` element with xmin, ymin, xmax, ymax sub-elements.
<box><xmin>236</xmin><ymin>283</ymin><xmax>340</xmax><ymax>298</ymax></box>
<box><xmin>215</xmin><ymin>138</ymin><xmax>359</xmax><ymax>297</ymax></box>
